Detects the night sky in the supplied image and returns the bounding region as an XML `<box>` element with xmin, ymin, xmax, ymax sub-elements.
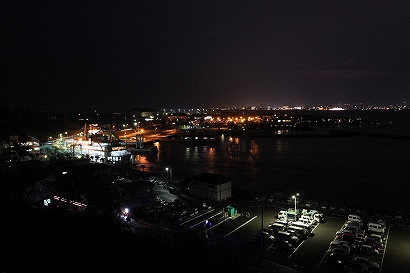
<box><xmin>3</xmin><ymin>0</ymin><xmax>410</xmax><ymax>112</ymax></box>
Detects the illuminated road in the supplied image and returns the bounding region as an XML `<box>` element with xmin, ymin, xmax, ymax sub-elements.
<box><xmin>117</xmin><ymin>128</ymin><xmax>174</xmax><ymax>142</ymax></box>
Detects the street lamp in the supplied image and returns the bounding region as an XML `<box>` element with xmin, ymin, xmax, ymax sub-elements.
<box><xmin>166</xmin><ymin>167</ymin><xmax>172</xmax><ymax>187</ymax></box>
<box><xmin>292</xmin><ymin>193</ymin><xmax>299</xmax><ymax>221</ymax></box>
<box><xmin>124</xmin><ymin>208</ymin><xmax>130</xmax><ymax>221</ymax></box>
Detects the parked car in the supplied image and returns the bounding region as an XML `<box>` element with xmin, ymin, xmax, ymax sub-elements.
<box><xmin>336</xmin><ymin>230</ymin><xmax>356</xmax><ymax>240</ymax></box>
<box><xmin>275</xmin><ymin>239</ymin><xmax>296</xmax><ymax>253</ymax></box>
<box><xmin>287</xmin><ymin>226</ymin><xmax>306</xmax><ymax>240</ymax></box>
<box><xmin>274</xmin><ymin>219</ymin><xmax>289</xmax><ymax>226</ymax></box>
<box><xmin>304</xmin><ymin>200</ymin><xmax>314</xmax><ymax>207</ymax></box>
<box><xmin>248</xmin><ymin>232</ymin><xmax>274</xmax><ymax>249</ymax></box>
<box><xmin>367</xmin><ymin>218</ymin><xmax>386</xmax><ymax>228</ymax></box>
<box><xmin>363</xmin><ymin>235</ymin><xmax>383</xmax><ymax>249</ymax></box>
<box><xmin>277</xmin><ymin>210</ymin><xmax>288</xmax><ymax>221</ymax></box>
<box><xmin>327</xmin><ymin>247</ymin><xmax>350</xmax><ymax>256</ymax></box>
<box><xmin>360</xmin><ymin>239</ymin><xmax>381</xmax><ymax>251</ymax></box>
<box><xmin>343</xmin><ymin>224</ymin><xmax>361</xmax><ymax>235</ymax></box>
<box><xmin>286</xmin><ymin>211</ymin><xmax>298</xmax><ymax>222</ymax></box>
<box><xmin>298</xmin><ymin>216</ymin><xmax>315</xmax><ymax>227</ymax></box>
<box><xmin>339</xmin><ymin>240</ymin><xmax>357</xmax><ymax>251</ymax></box>
<box><xmin>359</xmin><ymin>244</ymin><xmax>379</xmax><ymax>256</ymax></box>
<box><xmin>348</xmin><ymin>214</ymin><xmax>362</xmax><ymax>223</ymax></box>
<box><xmin>367</xmin><ymin>222</ymin><xmax>385</xmax><ymax>234</ymax></box>
<box><xmin>349</xmin><ymin>262</ymin><xmax>370</xmax><ymax>273</ymax></box>
<box><xmin>267</xmin><ymin>195</ymin><xmax>276</xmax><ymax>202</ymax></box>
<box><xmin>329</xmin><ymin>240</ymin><xmax>351</xmax><ymax>254</ymax></box>
<box><xmin>368</xmin><ymin>233</ymin><xmax>385</xmax><ymax>243</ymax></box>
<box><xmin>338</xmin><ymin>233</ymin><xmax>356</xmax><ymax>245</ymax></box>
<box><xmin>259</xmin><ymin>232</ymin><xmax>275</xmax><ymax>244</ymax></box>
<box><xmin>266</xmin><ymin>222</ymin><xmax>286</xmax><ymax>236</ymax></box>
<box><xmin>314</xmin><ymin>212</ymin><xmax>325</xmax><ymax>223</ymax></box>
<box><xmin>351</xmin><ymin>256</ymin><xmax>380</xmax><ymax>272</ymax></box>
<box><xmin>346</xmin><ymin>220</ymin><xmax>363</xmax><ymax>229</ymax></box>
<box><xmin>288</xmin><ymin>224</ymin><xmax>309</xmax><ymax>238</ymax></box>
<box><xmin>276</xmin><ymin>231</ymin><xmax>300</xmax><ymax>246</ymax></box>
<box><xmin>326</xmin><ymin>252</ymin><xmax>350</xmax><ymax>270</ymax></box>
<box><xmin>258</xmin><ymin>228</ymin><xmax>275</xmax><ymax>237</ymax></box>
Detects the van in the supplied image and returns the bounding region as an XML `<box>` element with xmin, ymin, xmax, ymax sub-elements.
<box><xmin>314</xmin><ymin>213</ymin><xmax>325</xmax><ymax>223</ymax></box>
<box><xmin>346</xmin><ymin>220</ymin><xmax>362</xmax><ymax>227</ymax></box>
<box><xmin>348</xmin><ymin>214</ymin><xmax>362</xmax><ymax>223</ymax></box>
<box><xmin>367</xmin><ymin>222</ymin><xmax>385</xmax><ymax>234</ymax></box>
<box><xmin>277</xmin><ymin>210</ymin><xmax>288</xmax><ymax>221</ymax></box>
<box><xmin>286</xmin><ymin>211</ymin><xmax>298</xmax><ymax>222</ymax></box>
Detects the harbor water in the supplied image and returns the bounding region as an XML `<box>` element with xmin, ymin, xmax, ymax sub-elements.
<box><xmin>133</xmin><ymin>110</ymin><xmax>410</xmax><ymax>213</ymax></box>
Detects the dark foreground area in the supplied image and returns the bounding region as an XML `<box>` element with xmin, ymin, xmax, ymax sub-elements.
<box><xmin>3</xmin><ymin>157</ymin><xmax>410</xmax><ymax>273</ymax></box>
<box><xmin>1</xmin><ymin>209</ymin><xmax>212</xmax><ymax>273</ymax></box>
<box><xmin>0</xmin><ymin>164</ymin><xmax>232</xmax><ymax>273</ymax></box>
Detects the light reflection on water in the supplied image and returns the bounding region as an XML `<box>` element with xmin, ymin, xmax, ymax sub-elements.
<box><xmin>131</xmin><ymin>134</ymin><xmax>410</xmax><ymax>213</ymax></box>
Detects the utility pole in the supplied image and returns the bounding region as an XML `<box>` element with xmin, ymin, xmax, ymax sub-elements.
<box><xmin>219</xmin><ymin>175</ymin><xmax>222</xmax><ymax>203</ymax></box>
<box><xmin>261</xmin><ymin>180</ymin><xmax>264</xmax><ymax>249</ymax></box>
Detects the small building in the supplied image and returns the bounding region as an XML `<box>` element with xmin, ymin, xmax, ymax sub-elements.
<box><xmin>188</xmin><ymin>172</ymin><xmax>233</xmax><ymax>202</ymax></box>
<box><xmin>116</xmin><ymin>178</ymin><xmax>155</xmax><ymax>211</ymax></box>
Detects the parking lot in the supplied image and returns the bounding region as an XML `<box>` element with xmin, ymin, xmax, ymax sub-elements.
<box><xmin>152</xmin><ymin>185</ymin><xmax>410</xmax><ymax>273</ymax></box>
<box><xmin>162</xmin><ymin>202</ymin><xmax>410</xmax><ymax>272</ymax></box>
<box><xmin>248</xmin><ymin>206</ymin><xmax>409</xmax><ymax>272</ymax></box>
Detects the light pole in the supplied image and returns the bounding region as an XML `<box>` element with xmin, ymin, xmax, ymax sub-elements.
<box><xmin>124</xmin><ymin>208</ymin><xmax>130</xmax><ymax>221</ymax></box>
<box><xmin>166</xmin><ymin>167</ymin><xmax>172</xmax><ymax>187</ymax></box>
<box><xmin>292</xmin><ymin>193</ymin><xmax>299</xmax><ymax>221</ymax></box>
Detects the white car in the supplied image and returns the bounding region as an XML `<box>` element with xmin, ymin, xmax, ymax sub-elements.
<box><xmin>367</xmin><ymin>222</ymin><xmax>385</xmax><ymax>234</ymax></box>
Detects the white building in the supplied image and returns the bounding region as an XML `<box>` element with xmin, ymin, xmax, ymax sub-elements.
<box><xmin>188</xmin><ymin>172</ymin><xmax>233</xmax><ymax>202</ymax></box>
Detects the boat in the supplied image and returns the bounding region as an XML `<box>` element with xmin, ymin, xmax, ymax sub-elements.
<box><xmin>127</xmin><ymin>141</ymin><xmax>158</xmax><ymax>154</ymax></box>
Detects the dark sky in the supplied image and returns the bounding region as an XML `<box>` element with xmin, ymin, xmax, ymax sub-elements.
<box><xmin>2</xmin><ymin>0</ymin><xmax>410</xmax><ymax>112</ymax></box>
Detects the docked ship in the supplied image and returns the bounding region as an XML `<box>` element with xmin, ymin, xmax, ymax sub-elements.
<box><xmin>62</xmin><ymin>138</ymin><xmax>132</xmax><ymax>165</ymax></box>
<box><xmin>43</xmin><ymin>123</ymin><xmax>132</xmax><ymax>165</ymax></box>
